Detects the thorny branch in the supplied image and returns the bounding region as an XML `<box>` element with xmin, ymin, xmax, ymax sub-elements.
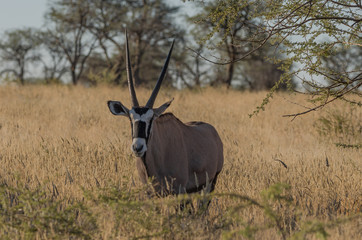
<box><xmin>283</xmin><ymin>80</ymin><xmax>362</xmax><ymax>120</ymax></box>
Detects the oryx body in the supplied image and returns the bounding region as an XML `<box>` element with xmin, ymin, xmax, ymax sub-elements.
<box><xmin>135</xmin><ymin>113</ymin><xmax>223</xmax><ymax>195</ymax></box>
<box><xmin>108</xmin><ymin>31</ymin><xmax>223</xmax><ymax>196</ymax></box>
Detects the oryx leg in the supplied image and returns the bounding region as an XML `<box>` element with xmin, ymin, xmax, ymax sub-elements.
<box><xmin>197</xmin><ymin>171</ymin><xmax>221</xmax><ymax>211</ymax></box>
<box><xmin>175</xmin><ymin>185</ymin><xmax>195</xmax><ymax>213</ymax></box>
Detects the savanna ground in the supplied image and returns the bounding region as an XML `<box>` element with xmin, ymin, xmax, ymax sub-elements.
<box><xmin>0</xmin><ymin>85</ymin><xmax>360</xmax><ymax>239</ymax></box>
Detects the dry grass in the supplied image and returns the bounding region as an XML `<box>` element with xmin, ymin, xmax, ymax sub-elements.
<box><xmin>0</xmin><ymin>85</ymin><xmax>360</xmax><ymax>239</ymax></box>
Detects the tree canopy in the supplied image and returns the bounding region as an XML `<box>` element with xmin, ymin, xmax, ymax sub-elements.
<box><xmin>0</xmin><ymin>28</ymin><xmax>40</xmax><ymax>85</ymax></box>
<box><xmin>191</xmin><ymin>0</ymin><xmax>361</xmax><ymax>116</ymax></box>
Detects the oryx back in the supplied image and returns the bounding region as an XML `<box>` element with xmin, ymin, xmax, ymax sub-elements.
<box><xmin>139</xmin><ymin>113</ymin><xmax>223</xmax><ymax>195</ymax></box>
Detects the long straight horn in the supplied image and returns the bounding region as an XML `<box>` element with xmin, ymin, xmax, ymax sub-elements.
<box><xmin>125</xmin><ymin>29</ymin><xmax>139</xmax><ymax>107</ymax></box>
<box><xmin>145</xmin><ymin>40</ymin><xmax>175</xmax><ymax>108</ymax></box>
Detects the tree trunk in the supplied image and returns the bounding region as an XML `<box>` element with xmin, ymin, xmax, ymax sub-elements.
<box><xmin>225</xmin><ymin>62</ymin><xmax>234</xmax><ymax>88</ymax></box>
<box><xmin>19</xmin><ymin>67</ymin><xmax>25</xmax><ymax>85</ymax></box>
<box><xmin>112</xmin><ymin>53</ymin><xmax>123</xmax><ymax>85</ymax></box>
<box><xmin>113</xmin><ymin>63</ymin><xmax>122</xmax><ymax>85</ymax></box>
<box><xmin>71</xmin><ymin>65</ymin><xmax>77</xmax><ymax>85</ymax></box>
<box><xmin>133</xmin><ymin>36</ymin><xmax>143</xmax><ymax>86</ymax></box>
<box><xmin>224</xmin><ymin>36</ymin><xmax>237</xmax><ymax>88</ymax></box>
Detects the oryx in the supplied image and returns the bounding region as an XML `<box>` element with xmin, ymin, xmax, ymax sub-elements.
<box><xmin>107</xmin><ymin>32</ymin><xmax>223</xmax><ymax>199</ymax></box>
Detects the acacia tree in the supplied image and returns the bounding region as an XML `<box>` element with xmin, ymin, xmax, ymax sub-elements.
<box><xmin>85</xmin><ymin>0</ymin><xmax>127</xmax><ymax>85</ymax></box>
<box><xmin>189</xmin><ymin>1</ymin><xmax>285</xmax><ymax>89</ymax></box>
<box><xmin>172</xmin><ymin>42</ymin><xmax>208</xmax><ymax>88</ymax></box>
<box><xmin>321</xmin><ymin>46</ymin><xmax>362</xmax><ymax>90</ymax></box>
<box><xmin>45</xmin><ymin>0</ymin><xmax>97</xmax><ymax>85</ymax></box>
<box><xmin>38</xmin><ymin>31</ymin><xmax>68</xmax><ymax>84</ymax></box>
<box><xmin>190</xmin><ymin>0</ymin><xmax>361</xmax><ymax>116</ymax></box>
<box><xmin>87</xmin><ymin>0</ymin><xmax>184</xmax><ymax>86</ymax></box>
<box><xmin>0</xmin><ymin>28</ymin><xmax>40</xmax><ymax>85</ymax></box>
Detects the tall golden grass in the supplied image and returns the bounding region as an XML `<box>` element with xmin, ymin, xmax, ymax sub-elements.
<box><xmin>0</xmin><ymin>85</ymin><xmax>360</xmax><ymax>239</ymax></box>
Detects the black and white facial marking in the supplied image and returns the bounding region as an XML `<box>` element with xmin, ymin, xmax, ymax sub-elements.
<box><xmin>107</xmin><ymin>99</ymin><xmax>173</xmax><ymax>158</ymax></box>
<box><xmin>129</xmin><ymin>107</ymin><xmax>155</xmax><ymax>157</ymax></box>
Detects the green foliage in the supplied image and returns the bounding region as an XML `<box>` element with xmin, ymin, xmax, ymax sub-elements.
<box><xmin>191</xmin><ymin>0</ymin><xmax>361</xmax><ymax>116</ymax></box>
<box><xmin>0</xmin><ymin>180</ymin><xmax>360</xmax><ymax>239</ymax></box>
<box><xmin>290</xmin><ymin>215</ymin><xmax>361</xmax><ymax>240</ymax></box>
<box><xmin>85</xmin><ymin>182</ymin><xmax>219</xmax><ymax>239</ymax></box>
<box><xmin>220</xmin><ymin>183</ymin><xmax>361</xmax><ymax>240</ymax></box>
<box><xmin>221</xmin><ymin>183</ymin><xmax>294</xmax><ymax>240</ymax></box>
<box><xmin>0</xmin><ymin>184</ymin><xmax>96</xmax><ymax>239</ymax></box>
<box><xmin>85</xmin><ymin>184</ymin><xmax>166</xmax><ymax>238</ymax></box>
<box><xmin>190</xmin><ymin>0</ymin><xmax>287</xmax><ymax>89</ymax></box>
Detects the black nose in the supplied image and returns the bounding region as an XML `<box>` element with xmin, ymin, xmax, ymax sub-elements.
<box><xmin>133</xmin><ymin>144</ymin><xmax>143</xmax><ymax>152</ymax></box>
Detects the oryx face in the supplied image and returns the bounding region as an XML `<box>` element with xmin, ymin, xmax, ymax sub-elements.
<box><xmin>107</xmin><ymin>29</ymin><xmax>174</xmax><ymax>158</ymax></box>
<box><xmin>107</xmin><ymin>102</ymin><xmax>172</xmax><ymax>157</ymax></box>
<box><xmin>129</xmin><ymin>107</ymin><xmax>154</xmax><ymax>157</ymax></box>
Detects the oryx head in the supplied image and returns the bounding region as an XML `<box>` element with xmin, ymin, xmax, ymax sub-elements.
<box><xmin>107</xmin><ymin>30</ymin><xmax>174</xmax><ymax>157</ymax></box>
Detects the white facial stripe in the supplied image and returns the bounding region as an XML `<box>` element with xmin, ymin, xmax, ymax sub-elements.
<box><xmin>130</xmin><ymin>109</ymin><xmax>154</xmax><ymax>121</ymax></box>
<box><xmin>129</xmin><ymin>109</ymin><xmax>141</xmax><ymax>120</ymax></box>
<box><xmin>129</xmin><ymin>109</ymin><xmax>155</xmax><ymax>139</ymax></box>
<box><xmin>143</xmin><ymin>110</ymin><xmax>153</xmax><ymax>136</ymax></box>
<box><xmin>142</xmin><ymin>109</ymin><xmax>154</xmax><ymax>121</ymax></box>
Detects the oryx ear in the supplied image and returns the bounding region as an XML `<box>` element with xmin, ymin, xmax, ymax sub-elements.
<box><xmin>153</xmin><ymin>98</ymin><xmax>174</xmax><ymax>117</ymax></box>
<box><xmin>107</xmin><ymin>101</ymin><xmax>129</xmax><ymax>116</ymax></box>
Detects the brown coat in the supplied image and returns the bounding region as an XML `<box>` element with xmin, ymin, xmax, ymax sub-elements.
<box><xmin>136</xmin><ymin>113</ymin><xmax>223</xmax><ymax>195</ymax></box>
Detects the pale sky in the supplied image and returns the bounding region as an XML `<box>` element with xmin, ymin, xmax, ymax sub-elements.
<box><xmin>0</xmin><ymin>0</ymin><xmax>195</xmax><ymax>33</ymax></box>
<box><xmin>0</xmin><ymin>0</ymin><xmax>47</xmax><ymax>33</ymax></box>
